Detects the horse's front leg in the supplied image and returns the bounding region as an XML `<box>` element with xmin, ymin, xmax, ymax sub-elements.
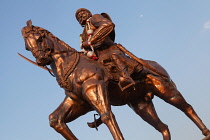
<box><xmin>82</xmin><ymin>78</ymin><xmax>124</xmax><ymax>140</ymax></box>
<box><xmin>49</xmin><ymin>95</ymin><xmax>90</xmax><ymax>140</ymax></box>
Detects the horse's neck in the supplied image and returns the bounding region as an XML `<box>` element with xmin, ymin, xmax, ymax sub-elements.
<box><xmin>53</xmin><ymin>38</ymin><xmax>70</xmax><ymax>52</ymax></box>
<box><xmin>49</xmin><ymin>37</ymin><xmax>78</xmax><ymax>78</ymax></box>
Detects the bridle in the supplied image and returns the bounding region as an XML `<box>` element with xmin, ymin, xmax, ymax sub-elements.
<box><xmin>37</xmin><ymin>36</ymin><xmax>53</xmax><ymax>56</ymax></box>
<box><xmin>34</xmin><ymin>34</ymin><xmax>73</xmax><ymax>57</ymax></box>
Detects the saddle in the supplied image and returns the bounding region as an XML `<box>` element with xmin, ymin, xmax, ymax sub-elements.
<box><xmin>97</xmin><ymin>46</ymin><xmax>142</xmax><ymax>82</ymax></box>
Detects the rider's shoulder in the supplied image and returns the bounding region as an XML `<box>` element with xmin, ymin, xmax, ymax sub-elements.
<box><xmin>91</xmin><ymin>14</ymin><xmax>105</xmax><ymax>20</ymax></box>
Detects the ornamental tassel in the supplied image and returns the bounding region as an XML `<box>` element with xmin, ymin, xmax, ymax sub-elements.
<box><xmin>85</xmin><ymin>18</ymin><xmax>98</xmax><ymax>60</ymax></box>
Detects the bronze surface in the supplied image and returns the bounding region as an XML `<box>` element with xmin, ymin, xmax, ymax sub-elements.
<box><xmin>20</xmin><ymin>17</ymin><xmax>210</xmax><ymax>140</ymax></box>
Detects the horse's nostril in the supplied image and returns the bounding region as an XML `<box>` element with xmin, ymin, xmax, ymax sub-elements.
<box><xmin>36</xmin><ymin>58</ymin><xmax>42</xmax><ymax>64</ymax></box>
<box><xmin>36</xmin><ymin>57</ymin><xmax>45</xmax><ymax>64</ymax></box>
<box><xmin>36</xmin><ymin>56</ymin><xmax>52</xmax><ymax>66</ymax></box>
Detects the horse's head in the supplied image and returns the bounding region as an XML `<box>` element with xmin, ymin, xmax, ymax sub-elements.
<box><xmin>22</xmin><ymin>20</ymin><xmax>54</xmax><ymax>66</ymax></box>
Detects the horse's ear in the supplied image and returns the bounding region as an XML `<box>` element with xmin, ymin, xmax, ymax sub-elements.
<box><xmin>26</xmin><ymin>20</ymin><xmax>32</xmax><ymax>27</ymax></box>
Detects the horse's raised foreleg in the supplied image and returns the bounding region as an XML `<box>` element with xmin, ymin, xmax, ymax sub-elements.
<box><xmin>146</xmin><ymin>74</ymin><xmax>210</xmax><ymax>137</ymax></box>
<box><xmin>128</xmin><ymin>99</ymin><xmax>171</xmax><ymax>140</ymax></box>
<box><xmin>49</xmin><ymin>95</ymin><xmax>91</xmax><ymax>140</ymax></box>
<box><xmin>82</xmin><ymin>78</ymin><xmax>124</xmax><ymax>140</ymax></box>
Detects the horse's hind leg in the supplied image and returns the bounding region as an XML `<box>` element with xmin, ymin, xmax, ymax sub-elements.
<box><xmin>146</xmin><ymin>74</ymin><xmax>210</xmax><ymax>136</ymax></box>
<box><xmin>49</xmin><ymin>95</ymin><xmax>91</xmax><ymax>140</ymax></box>
<box><xmin>129</xmin><ymin>99</ymin><xmax>171</xmax><ymax>140</ymax></box>
<box><xmin>82</xmin><ymin>78</ymin><xmax>124</xmax><ymax>140</ymax></box>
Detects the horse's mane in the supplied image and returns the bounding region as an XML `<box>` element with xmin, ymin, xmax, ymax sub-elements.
<box><xmin>44</xmin><ymin>28</ymin><xmax>77</xmax><ymax>52</ymax></box>
<box><xmin>22</xmin><ymin>24</ymin><xmax>77</xmax><ymax>52</ymax></box>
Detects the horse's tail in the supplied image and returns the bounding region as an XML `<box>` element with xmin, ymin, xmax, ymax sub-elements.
<box><xmin>116</xmin><ymin>44</ymin><xmax>170</xmax><ymax>79</ymax></box>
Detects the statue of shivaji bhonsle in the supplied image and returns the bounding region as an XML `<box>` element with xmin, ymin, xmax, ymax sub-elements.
<box><xmin>19</xmin><ymin>8</ymin><xmax>210</xmax><ymax>140</ymax></box>
<box><xmin>76</xmin><ymin>8</ymin><xmax>143</xmax><ymax>91</ymax></box>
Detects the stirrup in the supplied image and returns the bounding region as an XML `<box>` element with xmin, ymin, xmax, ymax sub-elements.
<box><xmin>118</xmin><ymin>77</ymin><xmax>135</xmax><ymax>91</ymax></box>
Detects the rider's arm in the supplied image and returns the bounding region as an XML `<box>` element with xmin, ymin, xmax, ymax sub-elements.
<box><xmin>89</xmin><ymin>14</ymin><xmax>115</xmax><ymax>46</ymax></box>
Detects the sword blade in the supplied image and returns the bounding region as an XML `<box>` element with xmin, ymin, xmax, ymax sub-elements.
<box><xmin>18</xmin><ymin>53</ymin><xmax>53</xmax><ymax>73</ymax></box>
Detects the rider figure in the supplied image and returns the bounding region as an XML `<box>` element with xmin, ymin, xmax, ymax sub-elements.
<box><xmin>75</xmin><ymin>8</ymin><xmax>142</xmax><ymax>91</ymax></box>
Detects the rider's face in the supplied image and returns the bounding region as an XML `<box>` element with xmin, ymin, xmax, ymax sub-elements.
<box><xmin>77</xmin><ymin>10</ymin><xmax>91</xmax><ymax>26</ymax></box>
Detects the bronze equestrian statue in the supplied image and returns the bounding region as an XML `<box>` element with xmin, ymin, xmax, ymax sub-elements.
<box><xmin>21</xmin><ymin>19</ymin><xmax>210</xmax><ymax>140</ymax></box>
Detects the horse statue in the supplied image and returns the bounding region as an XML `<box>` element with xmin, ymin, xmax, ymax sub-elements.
<box><xmin>20</xmin><ymin>20</ymin><xmax>210</xmax><ymax>140</ymax></box>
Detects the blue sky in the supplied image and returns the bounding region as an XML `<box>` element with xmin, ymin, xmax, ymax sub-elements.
<box><xmin>1</xmin><ymin>0</ymin><xmax>210</xmax><ymax>140</ymax></box>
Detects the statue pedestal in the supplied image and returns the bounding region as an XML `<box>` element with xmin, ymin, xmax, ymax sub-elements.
<box><xmin>203</xmin><ymin>134</ymin><xmax>210</xmax><ymax>140</ymax></box>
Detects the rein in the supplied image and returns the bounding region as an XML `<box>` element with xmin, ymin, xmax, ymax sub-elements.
<box><xmin>51</xmin><ymin>50</ymin><xmax>73</xmax><ymax>55</ymax></box>
<box><xmin>45</xmin><ymin>66</ymin><xmax>55</xmax><ymax>77</ymax></box>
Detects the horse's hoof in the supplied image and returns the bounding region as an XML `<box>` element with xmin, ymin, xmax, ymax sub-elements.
<box><xmin>203</xmin><ymin>134</ymin><xmax>210</xmax><ymax>140</ymax></box>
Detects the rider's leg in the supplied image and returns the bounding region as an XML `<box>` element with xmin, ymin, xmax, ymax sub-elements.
<box><xmin>111</xmin><ymin>53</ymin><xmax>135</xmax><ymax>91</ymax></box>
<box><xmin>128</xmin><ymin>99</ymin><xmax>171</xmax><ymax>140</ymax></box>
<box><xmin>146</xmin><ymin>74</ymin><xmax>210</xmax><ymax>136</ymax></box>
<box><xmin>49</xmin><ymin>95</ymin><xmax>91</xmax><ymax>140</ymax></box>
<box><xmin>82</xmin><ymin>78</ymin><xmax>124</xmax><ymax>140</ymax></box>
